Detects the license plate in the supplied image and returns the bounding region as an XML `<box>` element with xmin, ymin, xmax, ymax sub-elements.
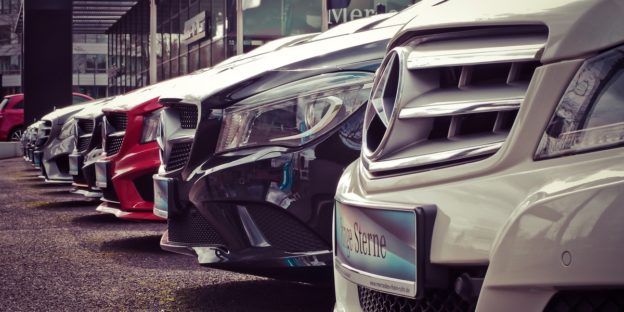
<box><xmin>69</xmin><ymin>155</ymin><xmax>82</xmax><ymax>176</ymax></box>
<box><xmin>33</xmin><ymin>151</ymin><xmax>42</xmax><ymax>168</ymax></box>
<box><xmin>95</xmin><ymin>161</ymin><xmax>110</xmax><ymax>188</ymax></box>
<box><xmin>335</xmin><ymin>202</ymin><xmax>417</xmax><ymax>298</ymax></box>
<box><xmin>153</xmin><ymin>175</ymin><xmax>173</xmax><ymax>218</ymax></box>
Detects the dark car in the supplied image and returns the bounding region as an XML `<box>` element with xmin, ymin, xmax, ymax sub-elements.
<box><xmin>155</xmin><ymin>6</ymin><xmax>422</xmax><ymax>283</ymax></box>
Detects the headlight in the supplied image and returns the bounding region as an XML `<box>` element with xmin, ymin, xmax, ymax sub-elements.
<box><xmin>216</xmin><ymin>72</ymin><xmax>373</xmax><ymax>153</ymax></box>
<box><xmin>535</xmin><ymin>46</ymin><xmax>624</xmax><ymax>159</ymax></box>
<box><xmin>58</xmin><ymin>118</ymin><xmax>76</xmax><ymax>140</ymax></box>
<box><xmin>141</xmin><ymin>109</ymin><xmax>161</xmax><ymax>143</ymax></box>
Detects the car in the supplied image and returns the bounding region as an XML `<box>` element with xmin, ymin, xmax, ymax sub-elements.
<box><xmin>332</xmin><ymin>0</ymin><xmax>624</xmax><ymax>311</ymax></box>
<box><xmin>94</xmin><ymin>76</ymin><xmax>195</xmax><ymax>221</ymax></box>
<box><xmin>0</xmin><ymin>93</ymin><xmax>93</xmax><ymax>141</ymax></box>
<box><xmin>22</xmin><ymin>121</ymin><xmax>43</xmax><ymax>163</ymax></box>
<box><xmin>68</xmin><ymin>97</ymin><xmax>116</xmax><ymax>198</ymax></box>
<box><xmin>154</xmin><ymin>6</ymin><xmax>423</xmax><ymax>283</ymax></box>
<box><xmin>33</xmin><ymin>100</ymin><xmax>102</xmax><ymax>182</ymax></box>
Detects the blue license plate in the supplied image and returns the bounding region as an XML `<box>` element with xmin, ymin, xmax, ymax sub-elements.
<box><xmin>335</xmin><ymin>202</ymin><xmax>417</xmax><ymax>298</ymax></box>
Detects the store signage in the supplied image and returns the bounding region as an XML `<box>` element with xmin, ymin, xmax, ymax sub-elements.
<box><xmin>182</xmin><ymin>11</ymin><xmax>207</xmax><ymax>44</ymax></box>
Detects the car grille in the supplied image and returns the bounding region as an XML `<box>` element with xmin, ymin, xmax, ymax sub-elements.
<box><xmin>364</xmin><ymin>26</ymin><xmax>547</xmax><ymax>175</ymax></box>
<box><xmin>105</xmin><ymin>136</ymin><xmax>123</xmax><ymax>155</ymax></box>
<box><xmin>77</xmin><ymin>119</ymin><xmax>95</xmax><ymax>133</ymax></box>
<box><xmin>108</xmin><ymin>112</ymin><xmax>128</xmax><ymax>131</ymax></box>
<box><xmin>172</xmin><ymin>104</ymin><xmax>199</xmax><ymax>129</ymax></box>
<box><xmin>544</xmin><ymin>290</ymin><xmax>624</xmax><ymax>312</ymax></box>
<box><xmin>36</xmin><ymin>120</ymin><xmax>53</xmax><ymax>147</ymax></box>
<box><xmin>168</xmin><ymin>206</ymin><xmax>226</xmax><ymax>245</ymax></box>
<box><xmin>165</xmin><ymin>141</ymin><xmax>193</xmax><ymax>171</ymax></box>
<box><xmin>77</xmin><ymin>137</ymin><xmax>91</xmax><ymax>152</ymax></box>
<box><xmin>104</xmin><ymin>112</ymin><xmax>127</xmax><ymax>156</ymax></box>
<box><xmin>246</xmin><ymin>204</ymin><xmax>328</xmax><ymax>252</ymax></box>
<box><xmin>358</xmin><ymin>286</ymin><xmax>475</xmax><ymax>312</ymax></box>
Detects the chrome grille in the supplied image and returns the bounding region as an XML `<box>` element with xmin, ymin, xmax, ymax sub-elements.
<box><xmin>172</xmin><ymin>104</ymin><xmax>199</xmax><ymax>129</ymax></box>
<box><xmin>165</xmin><ymin>141</ymin><xmax>193</xmax><ymax>171</ymax></box>
<box><xmin>105</xmin><ymin>136</ymin><xmax>123</xmax><ymax>155</ymax></box>
<box><xmin>364</xmin><ymin>27</ymin><xmax>546</xmax><ymax>174</ymax></box>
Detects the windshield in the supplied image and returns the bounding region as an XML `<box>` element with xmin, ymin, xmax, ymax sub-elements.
<box><xmin>0</xmin><ymin>98</ymin><xmax>9</xmax><ymax>111</ymax></box>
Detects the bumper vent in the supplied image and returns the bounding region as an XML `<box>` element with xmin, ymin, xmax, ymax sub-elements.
<box><xmin>246</xmin><ymin>204</ymin><xmax>328</xmax><ymax>252</ymax></box>
<box><xmin>545</xmin><ymin>290</ymin><xmax>624</xmax><ymax>312</ymax></box>
<box><xmin>364</xmin><ymin>26</ymin><xmax>546</xmax><ymax>174</ymax></box>
<box><xmin>165</xmin><ymin>141</ymin><xmax>193</xmax><ymax>171</ymax></box>
<box><xmin>105</xmin><ymin>136</ymin><xmax>123</xmax><ymax>155</ymax></box>
<box><xmin>168</xmin><ymin>206</ymin><xmax>226</xmax><ymax>245</ymax></box>
<box><xmin>172</xmin><ymin>104</ymin><xmax>199</xmax><ymax>129</ymax></box>
<box><xmin>358</xmin><ymin>286</ymin><xmax>474</xmax><ymax>312</ymax></box>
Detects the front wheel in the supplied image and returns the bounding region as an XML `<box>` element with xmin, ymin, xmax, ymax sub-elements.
<box><xmin>9</xmin><ymin>127</ymin><xmax>24</xmax><ymax>142</ymax></box>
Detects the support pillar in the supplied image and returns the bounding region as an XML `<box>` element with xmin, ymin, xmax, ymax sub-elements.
<box><xmin>149</xmin><ymin>0</ymin><xmax>158</xmax><ymax>84</ymax></box>
<box><xmin>23</xmin><ymin>0</ymin><xmax>73</xmax><ymax>123</ymax></box>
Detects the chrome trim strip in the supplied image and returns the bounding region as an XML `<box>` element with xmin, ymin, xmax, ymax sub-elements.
<box><xmin>407</xmin><ymin>43</ymin><xmax>544</xmax><ymax>69</ymax></box>
<box><xmin>399</xmin><ymin>97</ymin><xmax>522</xmax><ymax>119</ymax></box>
<box><xmin>365</xmin><ymin>141</ymin><xmax>503</xmax><ymax>173</ymax></box>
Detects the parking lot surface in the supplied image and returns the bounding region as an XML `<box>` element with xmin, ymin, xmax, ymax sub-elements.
<box><xmin>0</xmin><ymin>157</ymin><xmax>334</xmax><ymax>311</ymax></box>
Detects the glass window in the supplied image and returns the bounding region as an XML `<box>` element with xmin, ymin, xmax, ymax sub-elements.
<box><xmin>96</xmin><ymin>54</ymin><xmax>107</xmax><ymax>73</ymax></box>
<box><xmin>0</xmin><ymin>25</ymin><xmax>11</xmax><ymax>45</ymax></box>
<box><xmin>328</xmin><ymin>0</ymin><xmax>413</xmax><ymax>27</ymax></box>
<box><xmin>73</xmin><ymin>95</ymin><xmax>90</xmax><ymax>104</ymax></box>
<box><xmin>13</xmin><ymin>100</ymin><xmax>24</xmax><ymax>109</ymax></box>
<box><xmin>0</xmin><ymin>98</ymin><xmax>8</xmax><ymax>111</ymax></box>
<box><xmin>74</xmin><ymin>54</ymin><xmax>87</xmax><ymax>73</ymax></box>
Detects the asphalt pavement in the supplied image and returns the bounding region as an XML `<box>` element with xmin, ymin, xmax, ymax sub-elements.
<box><xmin>0</xmin><ymin>157</ymin><xmax>334</xmax><ymax>311</ymax></box>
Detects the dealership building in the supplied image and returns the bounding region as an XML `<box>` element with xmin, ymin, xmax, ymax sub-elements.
<box><xmin>17</xmin><ymin>0</ymin><xmax>413</xmax><ymax>121</ymax></box>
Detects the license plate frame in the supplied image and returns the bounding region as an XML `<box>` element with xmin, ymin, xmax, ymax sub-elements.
<box><xmin>335</xmin><ymin>201</ymin><xmax>423</xmax><ymax>298</ymax></box>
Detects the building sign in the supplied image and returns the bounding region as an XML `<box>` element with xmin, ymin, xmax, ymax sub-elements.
<box><xmin>327</xmin><ymin>0</ymin><xmax>411</xmax><ymax>26</ymax></box>
<box><xmin>182</xmin><ymin>11</ymin><xmax>207</xmax><ymax>44</ymax></box>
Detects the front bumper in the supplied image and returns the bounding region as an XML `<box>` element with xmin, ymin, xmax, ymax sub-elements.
<box><xmin>69</xmin><ymin>153</ymin><xmax>103</xmax><ymax>198</ymax></box>
<box><xmin>96</xmin><ymin>143</ymin><xmax>163</xmax><ymax>221</ymax></box>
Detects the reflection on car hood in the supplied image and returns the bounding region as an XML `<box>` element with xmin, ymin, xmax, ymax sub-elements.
<box><xmin>103</xmin><ymin>74</ymin><xmax>200</xmax><ymax>111</ymax></box>
<box><xmin>161</xmin><ymin>24</ymin><xmax>405</xmax><ymax>105</ymax></box>
<box><xmin>72</xmin><ymin>97</ymin><xmax>117</xmax><ymax>119</ymax></box>
<box><xmin>394</xmin><ymin>0</ymin><xmax>624</xmax><ymax>63</ymax></box>
<box><xmin>41</xmin><ymin>102</ymin><xmax>90</xmax><ymax>123</ymax></box>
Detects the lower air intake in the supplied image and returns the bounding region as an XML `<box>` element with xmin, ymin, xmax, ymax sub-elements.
<box><xmin>105</xmin><ymin>136</ymin><xmax>123</xmax><ymax>155</ymax></box>
<box><xmin>544</xmin><ymin>290</ymin><xmax>624</xmax><ymax>312</ymax></box>
<box><xmin>168</xmin><ymin>207</ymin><xmax>225</xmax><ymax>245</ymax></box>
<box><xmin>358</xmin><ymin>286</ymin><xmax>475</xmax><ymax>312</ymax></box>
<box><xmin>245</xmin><ymin>204</ymin><xmax>328</xmax><ymax>252</ymax></box>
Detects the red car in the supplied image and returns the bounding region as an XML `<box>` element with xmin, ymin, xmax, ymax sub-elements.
<box><xmin>0</xmin><ymin>93</ymin><xmax>94</xmax><ymax>141</ymax></box>
<box><xmin>94</xmin><ymin>76</ymin><xmax>190</xmax><ymax>221</ymax></box>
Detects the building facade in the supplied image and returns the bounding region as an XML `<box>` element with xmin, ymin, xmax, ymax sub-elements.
<box><xmin>106</xmin><ymin>0</ymin><xmax>414</xmax><ymax>95</ymax></box>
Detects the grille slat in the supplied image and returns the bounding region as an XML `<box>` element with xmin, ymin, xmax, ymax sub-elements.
<box><xmin>166</xmin><ymin>141</ymin><xmax>193</xmax><ymax>171</ymax></box>
<box><xmin>358</xmin><ymin>286</ymin><xmax>474</xmax><ymax>312</ymax></box>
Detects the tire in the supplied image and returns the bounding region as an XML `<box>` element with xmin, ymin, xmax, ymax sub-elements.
<box><xmin>8</xmin><ymin>127</ymin><xmax>24</xmax><ymax>142</ymax></box>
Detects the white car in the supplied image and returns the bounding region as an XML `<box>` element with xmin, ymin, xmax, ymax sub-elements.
<box><xmin>333</xmin><ymin>0</ymin><xmax>624</xmax><ymax>311</ymax></box>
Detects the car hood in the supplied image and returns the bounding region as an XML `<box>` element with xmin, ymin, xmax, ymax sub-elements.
<box><xmin>103</xmin><ymin>74</ymin><xmax>200</xmax><ymax>111</ymax></box>
<box><xmin>160</xmin><ymin>23</ymin><xmax>409</xmax><ymax>108</ymax></box>
<box><xmin>41</xmin><ymin>102</ymin><xmax>90</xmax><ymax>124</ymax></box>
<box><xmin>392</xmin><ymin>0</ymin><xmax>624</xmax><ymax>63</ymax></box>
<box><xmin>72</xmin><ymin>97</ymin><xmax>117</xmax><ymax>120</ymax></box>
